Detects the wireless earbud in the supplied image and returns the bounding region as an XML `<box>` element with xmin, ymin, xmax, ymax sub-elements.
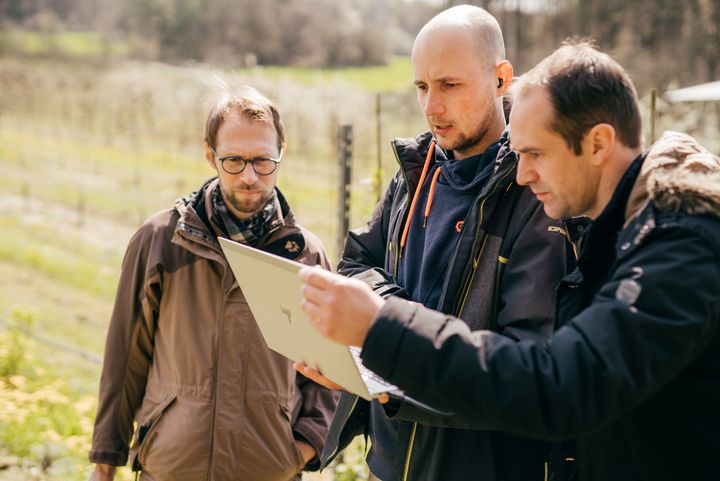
<box><xmin>497</xmin><ymin>78</ymin><xmax>504</xmax><ymax>88</ymax></box>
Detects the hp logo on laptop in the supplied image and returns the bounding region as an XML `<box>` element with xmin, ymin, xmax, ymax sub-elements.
<box><xmin>281</xmin><ymin>306</ymin><xmax>292</xmax><ymax>324</ymax></box>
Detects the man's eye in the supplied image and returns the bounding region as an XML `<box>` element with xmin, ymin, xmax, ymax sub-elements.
<box><xmin>516</xmin><ymin>151</ymin><xmax>539</xmax><ymax>161</ymax></box>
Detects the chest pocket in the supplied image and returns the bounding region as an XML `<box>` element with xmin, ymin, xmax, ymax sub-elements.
<box><xmin>555</xmin><ymin>271</ymin><xmax>584</xmax><ymax>329</ymax></box>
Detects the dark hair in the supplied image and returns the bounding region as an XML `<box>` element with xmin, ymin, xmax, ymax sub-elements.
<box><xmin>511</xmin><ymin>42</ymin><xmax>642</xmax><ymax>154</ymax></box>
<box><xmin>204</xmin><ymin>84</ymin><xmax>285</xmax><ymax>152</ymax></box>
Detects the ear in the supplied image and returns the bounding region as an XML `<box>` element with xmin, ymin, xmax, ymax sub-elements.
<box><xmin>275</xmin><ymin>142</ymin><xmax>287</xmax><ymax>173</ymax></box>
<box><xmin>585</xmin><ymin>123</ymin><xmax>616</xmax><ymax>166</ymax></box>
<box><xmin>495</xmin><ymin>60</ymin><xmax>513</xmax><ymax>96</ymax></box>
<box><xmin>204</xmin><ymin>142</ymin><xmax>218</xmax><ymax>171</ymax></box>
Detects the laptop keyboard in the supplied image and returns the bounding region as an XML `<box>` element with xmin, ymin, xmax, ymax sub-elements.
<box><xmin>349</xmin><ymin>346</ymin><xmax>398</xmax><ymax>391</ymax></box>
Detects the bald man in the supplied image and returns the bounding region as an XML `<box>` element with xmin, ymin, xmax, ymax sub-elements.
<box><xmin>302</xmin><ymin>5</ymin><xmax>574</xmax><ymax>481</ymax></box>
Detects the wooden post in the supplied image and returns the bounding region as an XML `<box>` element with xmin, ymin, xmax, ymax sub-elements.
<box><xmin>375</xmin><ymin>93</ymin><xmax>382</xmax><ymax>203</ymax></box>
<box><xmin>21</xmin><ymin>181</ymin><xmax>30</xmax><ymax>213</ymax></box>
<box><xmin>76</xmin><ymin>189</ymin><xmax>85</xmax><ymax>227</ymax></box>
<box><xmin>337</xmin><ymin>124</ymin><xmax>353</xmax><ymax>259</ymax></box>
<box><xmin>650</xmin><ymin>88</ymin><xmax>657</xmax><ymax>144</ymax></box>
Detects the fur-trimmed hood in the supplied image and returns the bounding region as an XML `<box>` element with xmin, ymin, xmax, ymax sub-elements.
<box><xmin>626</xmin><ymin>131</ymin><xmax>720</xmax><ymax>220</ymax></box>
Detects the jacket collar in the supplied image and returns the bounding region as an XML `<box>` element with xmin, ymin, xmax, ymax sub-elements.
<box><xmin>592</xmin><ymin>154</ymin><xmax>645</xmax><ymax>240</ymax></box>
<box><xmin>571</xmin><ymin>131</ymin><xmax>720</xmax><ymax>283</ymax></box>
<box><xmin>577</xmin><ymin>130</ymin><xmax>720</xmax><ymax>256</ymax></box>
<box><xmin>391</xmin><ymin>130</ymin><xmax>513</xmax><ymax>188</ymax></box>
<box><xmin>625</xmin><ymin>131</ymin><xmax>720</xmax><ymax>222</ymax></box>
<box><xmin>391</xmin><ymin>131</ymin><xmax>435</xmax><ymax>191</ymax></box>
<box><xmin>576</xmin><ymin>154</ymin><xmax>644</xmax><ymax>275</ymax></box>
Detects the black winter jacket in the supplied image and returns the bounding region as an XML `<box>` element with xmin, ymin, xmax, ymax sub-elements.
<box><xmin>320</xmin><ymin>132</ymin><xmax>574</xmax><ymax>481</ymax></box>
<box><xmin>359</xmin><ymin>132</ymin><xmax>720</xmax><ymax>481</ymax></box>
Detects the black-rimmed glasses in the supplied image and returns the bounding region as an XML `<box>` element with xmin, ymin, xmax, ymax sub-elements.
<box><xmin>211</xmin><ymin>147</ymin><xmax>283</xmax><ymax>176</ymax></box>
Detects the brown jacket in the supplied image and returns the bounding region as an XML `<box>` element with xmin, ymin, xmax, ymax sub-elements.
<box><xmin>89</xmin><ymin>178</ymin><xmax>337</xmax><ymax>481</ymax></box>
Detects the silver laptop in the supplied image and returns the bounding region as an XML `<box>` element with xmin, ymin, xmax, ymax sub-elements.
<box><xmin>218</xmin><ymin>236</ymin><xmax>401</xmax><ymax>401</ymax></box>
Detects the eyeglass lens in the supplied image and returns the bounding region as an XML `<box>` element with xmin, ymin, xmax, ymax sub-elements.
<box><xmin>221</xmin><ymin>157</ymin><xmax>277</xmax><ymax>175</ymax></box>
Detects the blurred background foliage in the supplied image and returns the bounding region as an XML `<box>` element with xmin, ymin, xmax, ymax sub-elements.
<box><xmin>0</xmin><ymin>0</ymin><xmax>718</xmax><ymax>479</ymax></box>
<box><xmin>0</xmin><ymin>0</ymin><xmax>717</xmax><ymax>87</ymax></box>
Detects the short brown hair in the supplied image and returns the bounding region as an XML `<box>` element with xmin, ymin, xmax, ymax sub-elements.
<box><xmin>511</xmin><ymin>42</ymin><xmax>642</xmax><ymax>154</ymax></box>
<box><xmin>204</xmin><ymin>84</ymin><xmax>285</xmax><ymax>152</ymax></box>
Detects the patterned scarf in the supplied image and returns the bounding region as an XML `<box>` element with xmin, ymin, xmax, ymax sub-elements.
<box><xmin>211</xmin><ymin>183</ymin><xmax>283</xmax><ymax>246</ymax></box>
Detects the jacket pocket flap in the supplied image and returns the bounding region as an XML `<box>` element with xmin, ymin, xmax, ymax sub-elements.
<box><xmin>131</xmin><ymin>394</ymin><xmax>177</xmax><ymax>471</ymax></box>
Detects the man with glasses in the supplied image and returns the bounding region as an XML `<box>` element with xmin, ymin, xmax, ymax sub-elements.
<box><xmin>87</xmin><ymin>84</ymin><xmax>337</xmax><ymax>481</ymax></box>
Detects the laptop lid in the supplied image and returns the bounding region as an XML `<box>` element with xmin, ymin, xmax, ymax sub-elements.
<box><xmin>219</xmin><ymin>236</ymin><xmax>378</xmax><ymax>400</ymax></box>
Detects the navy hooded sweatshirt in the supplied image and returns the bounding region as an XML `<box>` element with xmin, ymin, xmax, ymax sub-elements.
<box><xmin>367</xmin><ymin>139</ymin><xmax>501</xmax><ymax>479</ymax></box>
<box><xmin>397</xmin><ymin>140</ymin><xmax>501</xmax><ymax>309</ymax></box>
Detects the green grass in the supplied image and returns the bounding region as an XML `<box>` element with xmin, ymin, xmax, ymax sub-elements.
<box><xmin>0</xmin><ymin>313</ymin><xmax>136</xmax><ymax>481</ymax></box>
<box><xmin>240</xmin><ymin>56</ymin><xmax>414</xmax><ymax>93</ymax></box>
<box><xmin>0</xmin><ymin>217</ymin><xmax>121</xmax><ymax>302</ymax></box>
<box><xmin>0</xmin><ymin>257</ymin><xmax>115</xmax><ymax>356</ymax></box>
<box><xmin>0</xmin><ymin>308</ymin><xmax>91</xmax><ymax>478</ymax></box>
<box><xmin>0</xmin><ymin>127</ymin><xmax>209</xmax><ymax>223</ymax></box>
<box><xmin>1</xmin><ymin>30</ymin><xmax>129</xmax><ymax>58</ymax></box>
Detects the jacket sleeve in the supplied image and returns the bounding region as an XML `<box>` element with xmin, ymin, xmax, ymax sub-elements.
<box><xmin>318</xmin><ymin>391</ymin><xmax>372</xmax><ymax>469</ymax></box>
<box><xmin>292</xmin><ymin>373</ymin><xmax>341</xmax><ymax>471</ymax></box>
<box><xmin>292</xmin><ymin>239</ymin><xmax>340</xmax><ymax>470</ymax></box>
<box><xmin>361</xmin><ymin>223</ymin><xmax>720</xmax><ymax>439</ymax></box>
<box><xmin>89</xmin><ymin>225</ymin><xmax>160</xmax><ymax>465</ymax></box>
<box><xmin>338</xmin><ymin>172</ymin><xmax>409</xmax><ymax>299</ymax></box>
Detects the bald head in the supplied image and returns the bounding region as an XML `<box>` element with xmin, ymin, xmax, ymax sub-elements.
<box><xmin>410</xmin><ymin>4</ymin><xmax>511</xmax><ymax>158</ymax></box>
<box><xmin>413</xmin><ymin>5</ymin><xmax>505</xmax><ymax>70</ymax></box>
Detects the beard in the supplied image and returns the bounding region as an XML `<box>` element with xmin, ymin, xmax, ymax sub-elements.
<box><xmin>438</xmin><ymin>109</ymin><xmax>495</xmax><ymax>156</ymax></box>
<box><xmin>221</xmin><ymin>184</ymin><xmax>272</xmax><ymax>219</ymax></box>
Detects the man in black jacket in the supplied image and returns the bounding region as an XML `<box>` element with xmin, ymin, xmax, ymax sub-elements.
<box><xmin>300</xmin><ymin>43</ymin><xmax>720</xmax><ymax>481</ymax></box>
<box><xmin>296</xmin><ymin>5</ymin><xmax>573</xmax><ymax>481</ymax></box>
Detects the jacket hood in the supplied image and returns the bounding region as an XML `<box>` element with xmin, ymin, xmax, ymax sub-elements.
<box><xmin>628</xmin><ymin>131</ymin><xmax>720</xmax><ymax>219</ymax></box>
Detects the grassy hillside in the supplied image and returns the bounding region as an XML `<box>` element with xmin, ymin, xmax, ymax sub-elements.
<box><xmin>243</xmin><ymin>56</ymin><xmax>414</xmax><ymax>93</ymax></box>
<box><xmin>0</xmin><ymin>54</ymin><xmax>427</xmax><ymax>480</ymax></box>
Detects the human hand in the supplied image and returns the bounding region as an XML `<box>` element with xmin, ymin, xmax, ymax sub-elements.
<box><xmin>87</xmin><ymin>464</ymin><xmax>115</xmax><ymax>481</ymax></box>
<box><xmin>294</xmin><ymin>439</ymin><xmax>317</xmax><ymax>465</ymax></box>
<box><xmin>299</xmin><ymin>266</ymin><xmax>385</xmax><ymax>347</ymax></box>
<box><xmin>293</xmin><ymin>361</ymin><xmax>345</xmax><ymax>390</ymax></box>
<box><xmin>293</xmin><ymin>360</ymin><xmax>390</xmax><ymax>404</ymax></box>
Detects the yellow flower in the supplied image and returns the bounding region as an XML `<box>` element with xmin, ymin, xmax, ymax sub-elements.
<box><xmin>9</xmin><ymin>375</ymin><xmax>26</xmax><ymax>389</ymax></box>
<box><xmin>43</xmin><ymin>429</ymin><xmax>63</xmax><ymax>443</ymax></box>
<box><xmin>73</xmin><ymin>396</ymin><xmax>96</xmax><ymax>415</ymax></box>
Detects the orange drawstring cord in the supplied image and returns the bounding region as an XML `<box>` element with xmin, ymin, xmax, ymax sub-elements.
<box><xmin>400</xmin><ymin>140</ymin><xmax>436</xmax><ymax>256</ymax></box>
<box><xmin>423</xmin><ymin>167</ymin><xmax>442</xmax><ymax>227</ymax></box>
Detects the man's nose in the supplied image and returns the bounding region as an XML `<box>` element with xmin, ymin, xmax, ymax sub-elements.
<box><xmin>515</xmin><ymin>156</ymin><xmax>537</xmax><ymax>186</ymax></box>
<box><xmin>423</xmin><ymin>90</ymin><xmax>445</xmax><ymax>118</ymax></box>
<box><xmin>238</xmin><ymin>164</ymin><xmax>258</xmax><ymax>184</ymax></box>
